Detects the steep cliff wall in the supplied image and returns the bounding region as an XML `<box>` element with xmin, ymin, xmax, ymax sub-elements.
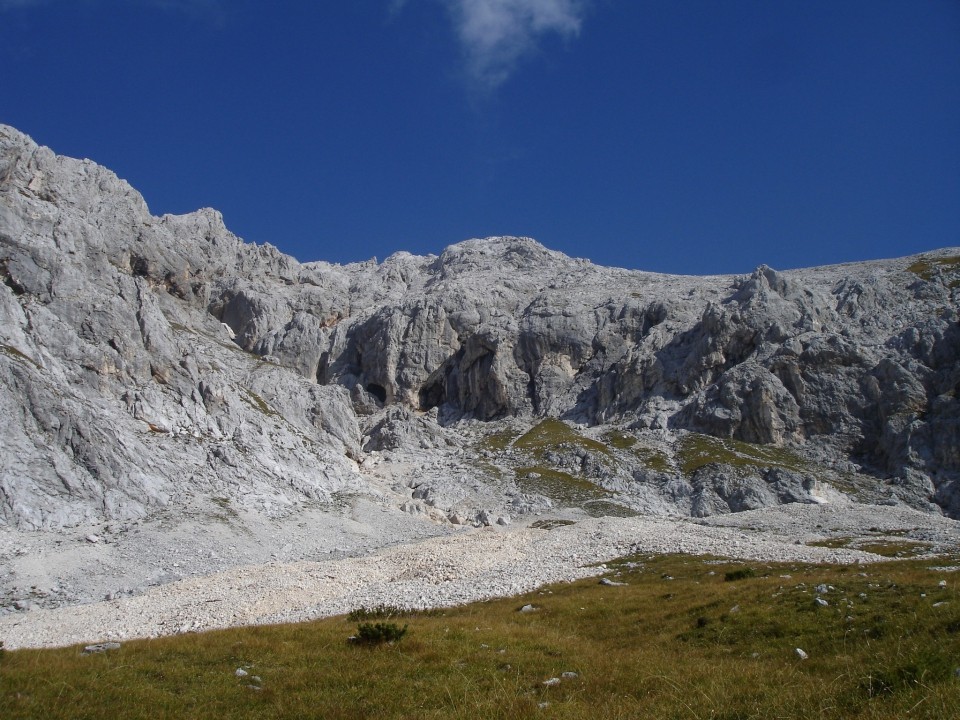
<box><xmin>2</xmin><ymin>124</ymin><xmax>958</xmax><ymax>529</ymax></box>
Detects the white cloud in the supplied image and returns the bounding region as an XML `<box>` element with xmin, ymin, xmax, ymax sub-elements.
<box><xmin>402</xmin><ymin>0</ymin><xmax>588</xmax><ymax>90</ymax></box>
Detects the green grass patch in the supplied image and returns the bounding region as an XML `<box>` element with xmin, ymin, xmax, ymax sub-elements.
<box><xmin>530</xmin><ymin>519</ymin><xmax>577</xmax><ymax>530</ymax></box>
<box><xmin>241</xmin><ymin>389</ymin><xmax>278</xmax><ymax>417</ymax></box>
<box><xmin>581</xmin><ymin>499</ymin><xmax>639</xmax><ymax>518</ymax></box>
<box><xmin>808</xmin><ymin>536</ymin><xmax>857</xmax><ymax>550</ymax></box>
<box><xmin>3</xmin><ymin>555</ymin><xmax>958</xmax><ymax>719</ymax></box>
<box><xmin>809</xmin><ymin>537</ymin><xmax>934</xmax><ymax>558</ymax></box>
<box><xmin>604</xmin><ymin>431</ymin><xmax>673</xmax><ymax>473</ymax></box>
<box><xmin>677</xmin><ymin>433</ymin><xmax>811</xmax><ymax>475</ymax></box>
<box><xmin>208</xmin><ymin>496</ymin><xmax>239</xmax><ymax>523</ymax></box>
<box><xmin>0</xmin><ymin>344</ymin><xmax>40</xmax><ymax>370</ymax></box>
<box><xmin>630</xmin><ymin>445</ymin><xmax>673</xmax><ymax>474</ymax></box>
<box><xmin>603</xmin><ymin>430</ymin><xmax>636</xmax><ymax>450</ymax></box>
<box><xmin>514</xmin><ymin>418</ymin><xmax>611</xmax><ymax>457</ymax></box>
<box><xmin>855</xmin><ymin>540</ymin><xmax>932</xmax><ymax>558</ymax></box>
<box><xmin>907</xmin><ymin>255</ymin><xmax>960</xmax><ymax>287</ymax></box>
<box><xmin>478</xmin><ymin>428</ymin><xmax>519</xmax><ymax>453</ymax></box>
<box><xmin>515</xmin><ymin>466</ymin><xmax>610</xmax><ymax>507</ymax></box>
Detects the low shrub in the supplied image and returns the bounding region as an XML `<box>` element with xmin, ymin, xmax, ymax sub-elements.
<box><xmin>347</xmin><ymin>605</ymin><xmax>408</xmax><ymax>622</ymax></box>
<box><xmin>352</xmin><ymin>622</ymin><xmax>408</xmax><ymax>645</ymax></box>
<box><xmin>724</xmin><ymin>567</ymin><xmax>755</xmax><ymax>582</ymax></box>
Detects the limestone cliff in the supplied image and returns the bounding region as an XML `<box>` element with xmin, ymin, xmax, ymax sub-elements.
<box><xmin>2</xmin><ymin>124</ymin><xmax>958</xmax><ymax>529</ymax></box>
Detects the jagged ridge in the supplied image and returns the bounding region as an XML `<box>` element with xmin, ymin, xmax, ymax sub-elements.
<box><xmin>1</xmin><ymin>124</ymin><xmax>959</xmax><ymax>531</ymax></box>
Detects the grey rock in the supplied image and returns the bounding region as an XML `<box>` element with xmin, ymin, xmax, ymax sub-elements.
<box><xmin>82</xmin><ymin>642</ymin><xmax>120</xmax><ymax>654</ymax></box>
<box><xmin>1</xmin><ymin>122</ymin><xmax>959</xmax><ymax>541</ymax></box>
<box><xmin>795</xmin><ymin>648</ymin><xmax>809</xmax><ymax>660</ymax></box>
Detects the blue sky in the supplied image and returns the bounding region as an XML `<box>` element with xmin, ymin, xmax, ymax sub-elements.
<box><xmin>1</xmin><ymin>1</ymin><xmax>958</xmax><ymax>275</ymax></box>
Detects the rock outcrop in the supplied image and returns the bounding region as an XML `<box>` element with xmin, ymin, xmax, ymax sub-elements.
<box><xmin>2</xmin><ymin>124</ymin><xmax>959</xmax><ymax>530</ymax></box>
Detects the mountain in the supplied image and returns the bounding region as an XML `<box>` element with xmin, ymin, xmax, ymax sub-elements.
<box><xmin>1</xmin><ymin>123</ymin><xmax>959</xmax><ymax>539</ymax></box>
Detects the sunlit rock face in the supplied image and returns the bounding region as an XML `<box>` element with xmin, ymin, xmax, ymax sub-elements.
<box><xmin>2</xmin><ymin>123</ymin><xmax>959</xmax><ymax>529</ymax></box>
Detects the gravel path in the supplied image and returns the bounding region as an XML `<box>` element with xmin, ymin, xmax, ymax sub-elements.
<box><xmin>0</xmin><ymin>511</ymin><xmax>895</xmax><ymax>650</ymax></box>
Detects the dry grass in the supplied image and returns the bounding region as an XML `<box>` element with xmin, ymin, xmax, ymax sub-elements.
<box><xmin>3</xmin><ymin>554</ymin><xmax>958</xmax><ymax>719</ymax></box>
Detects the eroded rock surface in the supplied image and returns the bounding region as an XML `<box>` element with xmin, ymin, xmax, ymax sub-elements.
<box><xmin>1</xmin><ymin>123</ymin><xmax>959</xmax><ymax>544</ymax></box>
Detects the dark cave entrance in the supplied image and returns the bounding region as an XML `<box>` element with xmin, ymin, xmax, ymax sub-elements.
<box><xmin>419</xmin><ymin>380</ymin><xmax>446</xmax><ymax>411</ymax></box>
<box><xmin>365</xmin><ymin>383</ymin><xmax>387</xmax><ymax>404</ymax></box>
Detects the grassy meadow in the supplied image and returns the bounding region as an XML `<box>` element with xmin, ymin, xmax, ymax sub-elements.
<box><xmin>2</xmin><ymin>552</ymin><xmax>959</xmax><ymax>719</ymax></box>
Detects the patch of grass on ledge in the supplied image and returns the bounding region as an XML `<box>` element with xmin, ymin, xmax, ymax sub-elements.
<box><xmin>677</xmin><ymin>433</ymin><xmax>811</xmax><ymax>475</ymax></box>
<box><xmin>907</xmin><ymin>255</ymin><xmax>960</xmax><ymax>286</ymax></box>
<box><xmin>3</xmin><ymin>555</ymin><xmax>958</xmax><ymax>719</ymax></box>
<box><xmin>603</xmin><ymin>430</ymin><xmax>637</xmax><ymax>450</ymax></box>
<box><xmin>581</xmin><ymin>499</ymin><xmax>639</xmax><ymax>518</ymax></box>
<box><xmin>241</xmin><ymin>388</ymin><xmax>278</xmax><ymax>417</ymax></box>
<box><xmin>514</xmin><ymin>466</ymin><xmax>610</xmax><ymax>507</ymax></box>
<box><xmin>1</xmin><ymin>344</ymin><xmax>41</xmax><ymax>370</ymax></box>
<box><xmin>514</xmin><ymin>418</ymin><xmax>611</xmax><ymax>457</ymax></box>
<box><xmin>478</xmin><ymin>427</ymin><xmax>519</xmax><ymax>453</ymax></box>
<box><xmin>603</xmin><ymin>431</ymin><xmax>674</xmax><ymax>474</ymax></box>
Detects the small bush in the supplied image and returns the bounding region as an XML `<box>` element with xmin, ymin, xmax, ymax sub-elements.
<box><xmin>347</xmin><ymin>605</ymin><xmax>408</xmax><ymax>622</ymax></box>
<box><xmin>724</xmin><ymin>567</ymin><xmax>755</xmax><ymax>582</ymax></box>
<box><xmin>352</xmin><ymin>622</ymin><xmax>408</xmax><ymax>645</ymax></box>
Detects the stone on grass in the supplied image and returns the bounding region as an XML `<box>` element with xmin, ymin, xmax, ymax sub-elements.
<box><xmin>82</xmin><ymin>642</ymin><xmax>121</xmax><ymax>655</ymax></box>
<box><xmin>599</xmin><ymin>577</ymin><xmax>627</xmax><ymax>586</ymax></box>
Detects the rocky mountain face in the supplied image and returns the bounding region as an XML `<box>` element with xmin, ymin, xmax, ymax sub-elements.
<box><xmin>2</xmin><ymin>124</ymin><xmax>959</xmax><ymax>531</ymax></box>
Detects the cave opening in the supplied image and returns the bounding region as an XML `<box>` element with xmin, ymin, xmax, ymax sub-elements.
<box><xmin>365</xmin><ymin>383</ymin><xmax>387</xmax><ymax>404</ymax></box>
<box><xmin>419</xmin><ymin>381</ymin><xmax>446</xmax><ymax>411</ymax></box>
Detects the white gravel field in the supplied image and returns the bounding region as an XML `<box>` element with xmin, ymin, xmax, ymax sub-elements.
<box><xmin>3</xmin><ymin>502</ymin><xmax>957</xmax><ymax>650</ymax></box>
